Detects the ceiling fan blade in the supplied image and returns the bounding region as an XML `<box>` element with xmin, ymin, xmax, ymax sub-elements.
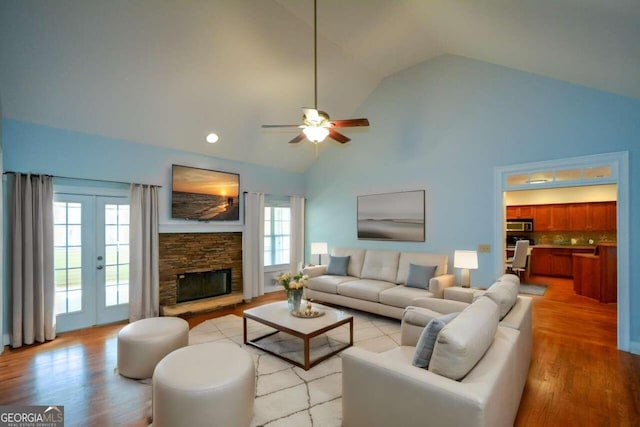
<box><xmin>328</xmin><ymin>129</ymin><xmax>351</xmax><ymax>144</ymax></box>
<box><xmin>262</xmin><ymin>124</ymin><xmax>301</xmax><ymax>128</ymax></box>
<box><xmin>330</xmin><ymin>118</ymin><xmax>370</xmax><ymax>128</ymax></box>
<box><xmin>288</xmin><ymin>133</ymin><xmax>306</xmax><ymax>144</ymax></box>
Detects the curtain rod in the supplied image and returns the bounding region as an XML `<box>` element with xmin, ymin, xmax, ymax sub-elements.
<box><xmin>3</xmin><ymin>171</ymin><xmax>162</xmax><ymax>188</ymax></box>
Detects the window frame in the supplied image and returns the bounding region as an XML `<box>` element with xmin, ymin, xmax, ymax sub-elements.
<box><xmin>264</xmin><ymin>205</ymin><xmax>291</xmax><ymax>269</ymax></box>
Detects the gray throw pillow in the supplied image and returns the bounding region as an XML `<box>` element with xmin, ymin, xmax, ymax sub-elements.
<box><xmin>326</xmin><ymin>255</ymin><xmax>350</xmax><ymax>276</ymax></box>
<box><xmin>412</xmin><ymin>312</ymin><xmax>459</xmax><ymax>369</ymax></box>
<box><xmin>405</xmin><ymin>263</ymin><xmax>437</xmax><ymax>289</ymax></box>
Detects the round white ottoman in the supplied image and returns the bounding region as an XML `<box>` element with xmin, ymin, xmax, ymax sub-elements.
<box><xmin>117</xmin><ymin>317</ymin><xmax>189</xmax><ymax>379</ymax></box>
<box><xmin>152</xmin><ymin>342</ymin><xmax>255</xmax><ymax>427</ymax></box>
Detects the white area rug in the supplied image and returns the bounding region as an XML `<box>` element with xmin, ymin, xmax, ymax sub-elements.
<box><xmin>188</xmin><ymin>310</ymin><xmax>401</xmax><ymax>427</ymax></box>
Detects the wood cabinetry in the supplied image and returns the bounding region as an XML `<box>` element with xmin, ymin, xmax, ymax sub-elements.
<box><xmin>572</xmin><ymin>244</ymin><xmax>617</xmax><ymax>303</ymax></box>
<box><xmin>532</xmin><ymin>205</ymin><xmax>552</xmax><ymax>231</ymax></box>
<box><xmin>506</xmin><ymin>205</ymin><xmax>533</xmax><ymax>219</ymax></box>
<box><xmin>531</xmin><ymin>247</ymin><xmax>594</xmax><ymax>277</ymax></box>
<box><xmin>507</xmin><ymin>202</ymin><xmax>616</xmax><ymax>231</ymax></box>
<box><xmin>569</xmin><ymin>201</ymin><xmax>616</xmax><ymax>231</ymax></box>
<box><xmin>551</xmin><ymin>205</ymin><xmax>570</xmax><ymax>230</ymax></box>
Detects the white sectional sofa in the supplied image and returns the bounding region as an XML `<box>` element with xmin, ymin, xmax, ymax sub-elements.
<box><xmin>341</xmin><ymin>275</ymin><xmax>532</xmax><ymax>427</ymax></box>
<box><xmin>303</xmin><ymin>248</ymin><xmax>455</xmax><ymax>319</ymax></box>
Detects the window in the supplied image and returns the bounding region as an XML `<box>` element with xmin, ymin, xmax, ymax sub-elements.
<box><xmin>264</xmin><ymin>206</ymin><xmax>291</xmax><ymax>266</ymax></box>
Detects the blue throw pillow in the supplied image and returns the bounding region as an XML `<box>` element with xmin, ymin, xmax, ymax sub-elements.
<box><xmin>412</xmin><ymin>312</ymin><xmax>459</xmax><ymax>369</ymax></box>
<box><xmin>326</xmin><ymin>255</ymin><xmax>350</xmax><ymax>276</ymax></box>
<box><xmin>406</xmin><ymin>263</ymin><xmax>437</xmax><ymax>289</ymax></box>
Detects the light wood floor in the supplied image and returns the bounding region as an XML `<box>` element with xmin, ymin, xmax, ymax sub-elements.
<box><xmin>1</xmin><ymin>279</ymin><xmax>638</xmax><ymax>426</ymax></box>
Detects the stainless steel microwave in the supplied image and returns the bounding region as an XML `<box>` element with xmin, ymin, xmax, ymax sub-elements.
<box><xmin>506</xmin><ymin>219</ymin><xmax>533</xmax><ymax>232</ymax></box>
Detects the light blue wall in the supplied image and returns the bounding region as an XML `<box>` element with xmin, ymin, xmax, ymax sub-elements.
<box><xmin>305</xmin><ymin>55</ymin><xmax>639</xmax><ymax>342</ymax></box>
<box><xmin>1</xmin><ymin>119</ymin><xmax>305</xmax><ymax>343</ymax></box>
<box><xmin>2</xmin><ymin>119</ymin><xmax>305</xmax><ymax>226</ymax></box>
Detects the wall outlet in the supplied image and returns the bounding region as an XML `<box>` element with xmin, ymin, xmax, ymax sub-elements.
<box><xmin>478</xmin><ymin>244</ymin><xmax>491</xmax><ymax>253</ymax></box>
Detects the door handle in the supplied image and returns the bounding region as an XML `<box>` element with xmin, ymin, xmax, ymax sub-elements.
<box><xmin>97</xmin><ymin>265</ymin><xmax>104</xmax><ymax>270</ymax></box>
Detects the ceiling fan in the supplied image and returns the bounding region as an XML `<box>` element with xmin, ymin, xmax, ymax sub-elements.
<box><xmin>262</xmin><ymin>0</ymin><xmax>370</xmax><ymax>145</ymax></box>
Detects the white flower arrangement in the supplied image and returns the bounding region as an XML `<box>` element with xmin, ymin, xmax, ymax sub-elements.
<box><xmin>276</xmin><ymin>271</ymin><xmax>308</xmax><ymax>291</ymax></box>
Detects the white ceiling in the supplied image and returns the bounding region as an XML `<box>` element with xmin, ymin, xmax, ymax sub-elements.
<box><xmin>2</xmin><ymin>0</ymin><xmax>639</xmax><ymax>173</ymax></box>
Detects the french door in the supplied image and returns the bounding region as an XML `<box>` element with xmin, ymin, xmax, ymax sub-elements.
<box><xmin>54</xmin><ymin>194</ymin><xmax>130</xmax><ymax>332</ymax></box>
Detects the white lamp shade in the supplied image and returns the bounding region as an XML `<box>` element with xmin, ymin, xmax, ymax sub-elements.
<box><xmin>454</xmin><ymin>250</ymin><xmax>478</xmax><ymax>269</ymax></box>
<box><xmin>303</xmin><ymin>126</ymin><xmax>329</xmax><ymax>143</ymax></box>
<box><xmin>310</xmin><ymin>242</ymin><xmax>328</xmax><ymax>255</ymax></box>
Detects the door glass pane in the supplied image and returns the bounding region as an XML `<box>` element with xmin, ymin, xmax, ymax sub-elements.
<box><xmin>529</xmin><ymin>171</ymin><xmax>553</xmax><ymax>184</ymax></box>
<box><xmin>103</xmin><ymin>203</ymin><xmax>130</xmax><ymax>307</ymax></box>
<box><xmin>583</xmin><ymin>165</ymin><xmax>611</xmax><ymax>179</ymax></box>
<box><xmin>68</xmin><ymin>247</ymin><xmax>82</xmax><ymax>268</ymax></box>
<box><xmin>54</xmin><ymin>202</ymin><xmax>83</xmax><ymax>315</ymax></box>
<box><xmin>555</xmin><ymin>169</ymin><xmax>581</xmax><ymax>181</ymax></box>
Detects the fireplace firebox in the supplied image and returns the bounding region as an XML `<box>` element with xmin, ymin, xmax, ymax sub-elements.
<box><xmin>176</xmin><ymin>269</ymin><xmax>232</xmax><ymax>303</ymax></box>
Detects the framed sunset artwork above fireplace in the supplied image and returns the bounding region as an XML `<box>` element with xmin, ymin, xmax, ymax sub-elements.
<box><xmin>171</xmin><ymin>164</ymin><xmax>240</xmax><ymax>221</ymax></box>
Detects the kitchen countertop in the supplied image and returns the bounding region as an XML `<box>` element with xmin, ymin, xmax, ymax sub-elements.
<box><xmin>532</xmin><ymin>244</ymin><xmax>597</xmax><ymax>250</ymax></box>
<box><xmin>506</xmin><ymin>244</ymin><xmax>596</xmax><ymax>250</ymax></box>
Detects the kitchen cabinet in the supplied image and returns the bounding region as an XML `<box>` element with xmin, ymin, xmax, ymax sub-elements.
<box><xmin>551</xmin><ymin>205</ymin><xmax>570</xmax><ymax>230</ymax></box>
<box><xmin>506</xmin><ymin>205</ymin><xmax>533</xmax><ymax>219</ymax></box>
<box><xmin>533</xmin><ymin>205</ymin><xmax>552</xmax><ymax>231</ymax></box>
<box><xmin>569</xmin><ymin>201</ymin><xmax>616</xmax><ymax>231</ymax></box>
<box><xmin>530</xmin><ymin>248</ymin><xmax>553</xmax><ymax>276</ymax></box>
<box><xmin>507</xmin><ymin>202</ymin><xmax>616</xmax><ymax>232</ymax></box>
<box><xmin>569</xmin><ymin>204</ymin><xmax>588</xmax><ymax>230</ymax></box>
<box><xmin>531</xmin><ymin>247</ymin><xmax>594</xmax><ymax>277</ymax></box>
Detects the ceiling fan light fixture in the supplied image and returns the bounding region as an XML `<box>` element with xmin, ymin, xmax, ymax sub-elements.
<box><xmin>303</xmin><ymin>126</ymin><xmax>329</xmax><ymax>143</ymax></box>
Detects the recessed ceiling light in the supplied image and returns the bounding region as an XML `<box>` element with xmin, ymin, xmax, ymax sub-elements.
<box><xmin>206</xmin><ymin>133</ymin><xmax>219</xmax><ymax>143</ymax></box>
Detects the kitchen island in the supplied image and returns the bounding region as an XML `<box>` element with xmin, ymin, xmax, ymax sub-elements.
<box><xmin>529</xmin><ymin>245</ymin><xmax>595</xmax><ymax>277</ymax></box>
<box><xmin>572</xmin><ymin>243</ymin><xmax>617</xmax><ymax>303</ymax></box>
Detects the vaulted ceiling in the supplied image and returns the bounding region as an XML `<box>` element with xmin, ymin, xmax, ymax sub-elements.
<box><xmin>2</xmin><ymin>0</ymin><xmax>639</xmax><ymax>172</ymax></box>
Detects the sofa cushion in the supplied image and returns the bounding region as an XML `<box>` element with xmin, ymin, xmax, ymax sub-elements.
<box><xmin>361</xmin><ymin>250</ymin><xmax>400</xmax><ymax>283</ymax></box>
<box><xmin>498</xmin><ymin>273</ymin><xmax>520</xmax><ymax>286</ymax></box>
<box><xmin>326</xmin><ymin>255</ymin><xmax>350</xmax><ymax>276</ymax></box>
<box><xmin>306</xmin><ymin>275</ymin><xmax>357</xmax><ymax>294</ymax></box>
<box><xmin>332</xmin><ymin>248</ymin><xmax>366</xmax><ymax>278</ymax></box>
<box><xmin>405</xmin><ymin>263</ymin><xmax>437</xmax><ymax>289</ymax></box>
<box><xmin>337</xmin><ymin>279</ymin><xmax>396</xmax><ymax>303</ymax></box>
<box><xmin>412</xmin><ymin>312</ymin><xmax>459</xmax><ymax>369</ymax></box>
<box><xmin>476</xmin><ymin>280</ymin><xmax>519</xmax><ymax>319</ymax></box>
<box><xmin>402</xmin><ymin>306</ymin><xmax>442</xmax><ymax>328</ymax></box>
<box><xmin>396</xmin><ymin>252</ymin><xmax>448</xmax><ymax>284</ymax></box>
<box><xmin>428</xmin><ymin>296</ymin><xmax>499</xmax><ymax>380</ymax></box>
<box><xmin>379</xmin><ymin>286</ymin><xmax>434</xmax><ymax>308</ymax></box>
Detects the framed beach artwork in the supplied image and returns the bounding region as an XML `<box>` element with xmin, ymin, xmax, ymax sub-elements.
<box><xmin>171</xmin><ymin>164</ymin><xmax>240</xmax><ymax>221</ymax></box>
<box><xmin>357</xmin><ymin>190</ymin><xmax>425</xmax><ymax>241</ymax></box>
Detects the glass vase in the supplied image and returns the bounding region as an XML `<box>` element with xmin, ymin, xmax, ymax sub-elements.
<box><xmin>287</xmin><ymin>289</ymin><xmax>303</xmax><ymax>312</ymax></box>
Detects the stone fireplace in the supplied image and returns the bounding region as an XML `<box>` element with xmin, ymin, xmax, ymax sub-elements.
<box><xmin>159</xmin><ymin>232</ymin><xmax>242</xmax><ymax>310</ymax></box>
<box><xmin>176</xmin><ymin>268</ymin><xmax>232</xmax><ymax>303</ymax></box>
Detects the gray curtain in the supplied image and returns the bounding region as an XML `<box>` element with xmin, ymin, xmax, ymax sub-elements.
<box><xmin>9</xmin><ymin>173</ymin><xmax>55</xmax><ymax>348</ymax></box>
<box><xmin>129</xmin><ymin>184</ymin><xmax>159</xmax><ymax>321</ymax></box>
<box><xmin>242</xmin><ymin>192</ymin><xmax>265</xmax><ymax>301</ymax></box>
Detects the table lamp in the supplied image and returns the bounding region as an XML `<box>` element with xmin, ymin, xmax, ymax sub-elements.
<box><xmin>310</xmin><ymin>242</ymin><xmax>328</xmax><ymax>265</ymax></box>
<box><xmin>454</xmin><ymin>250</ymin><xmax>478</xmax><ymax>288</ymax></box>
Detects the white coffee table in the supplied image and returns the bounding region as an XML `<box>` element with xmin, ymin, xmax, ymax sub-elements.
<box><xmin>243</xmin><ymin>300</ymin><xmax>353</xmax><ymax>370</ymax></box>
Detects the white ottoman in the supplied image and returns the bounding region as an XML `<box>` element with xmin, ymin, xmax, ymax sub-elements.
<box><xmin>152</xmin><ymin>342</ymin><xmax>255</xmax><ymax>427</ymax></box>
<box><xmin>117</xmin><ymin>317</ymin><xmax>189</xmax><ymax>379</ymax></box>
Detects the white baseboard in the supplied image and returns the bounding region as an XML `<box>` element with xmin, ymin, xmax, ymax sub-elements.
<box><xmin>629</xmin><ymin>340</ymin><xmax>640</xmax><ymax>355</ymax></box>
